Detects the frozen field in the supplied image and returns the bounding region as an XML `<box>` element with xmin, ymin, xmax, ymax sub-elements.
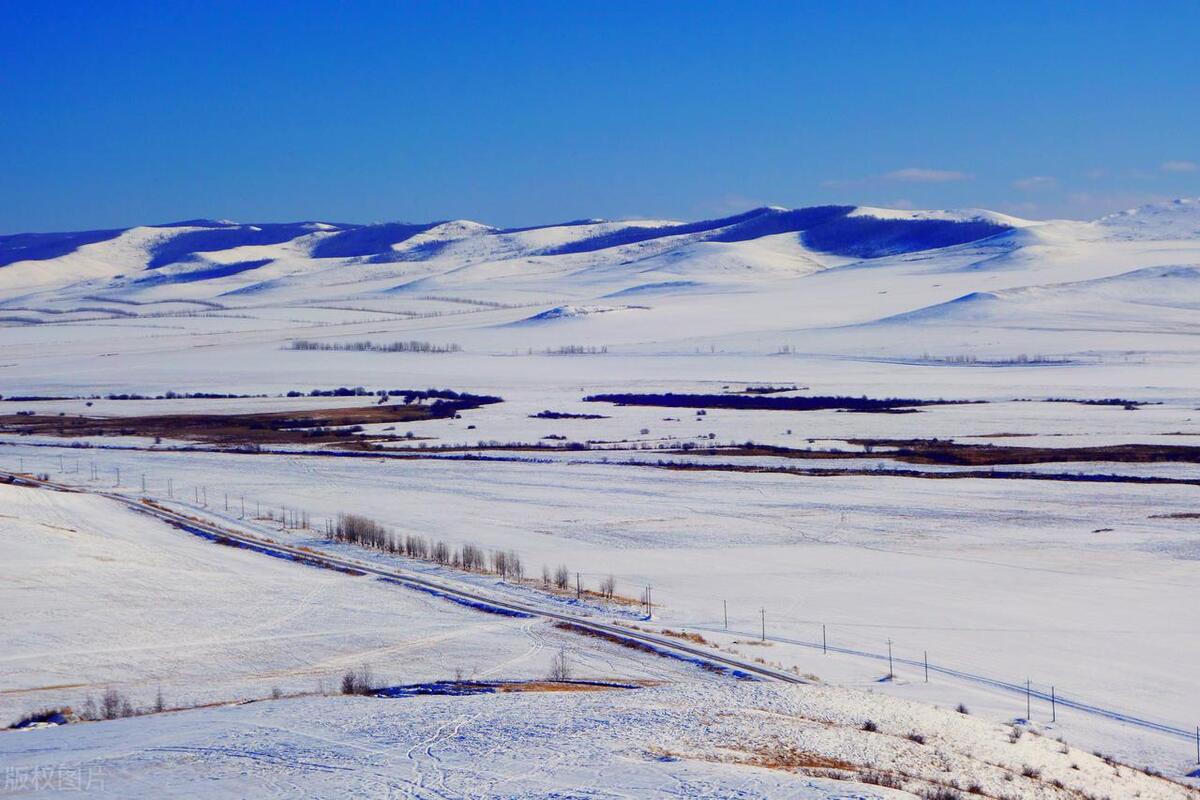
<box><xmin>2</xmin><ymin>200</ymin><xmax>1199</xmax><ymax>795</ymax></box>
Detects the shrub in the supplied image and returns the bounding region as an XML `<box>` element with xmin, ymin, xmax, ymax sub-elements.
<box><xmin>340</xmin><ymin>666</ymin><xmax>377</xmax><ymax>696</ymax></box>
<box><xmin>918</xmin><ymin>788</ymin><xmax>961</xmax><ymax>800</ymax></box>
<box><xmin>101</xmin><ymin>688</ymin><xmax>129</xmax><ymax>720</ymax></box>
<box><xmin>861</xmin><ymin>720</ymin><xmax>878</xmax><ymax>732</ymax></box>
<box><xmin>859</xmin><ymin>771</ymin><xmax>902</xmax><ymax>789</ymax></box>
<box><xmin>906</xmin><ymin>732</ymin><xmax>927</xmax><ymax>744</ymax></box>
<box><xmin>955</xmin><ymin>702</ymin><xmax>970</xmax><ymax>714</ymax></box>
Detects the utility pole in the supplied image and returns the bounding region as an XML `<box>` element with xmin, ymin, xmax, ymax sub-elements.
<box><xmin>646</xmin><ymin>585</ymin><xmax>652</xmax><ymax>617</ymax></box>
<box><xmin>576</xmin><ymin>572</ymin><xmax>581</xmax><ymax>600</ymax></box>
<box><xmin>1026</xmin><ymin>679</ymin><xmax>1032</xmax><ymax>721</ymax></box>
<box><xmin>114</xmin><ymin>467</ymin><xmax>119</xmax><ymax>486</ymax></box>
<box><xmin>141</xmin><ymin>474</ymin><xmax>146</xmax><ymax>493</ymax></box>
<box><xmin>886</xmin><ymin>639</ymin><xmax>894</xmax><ymax>679</ymax></box>
<box><xmin>822</xmin><ymin>624</ymin><xmax>827</xmax><ymax>655</ymax></box>
<box><xmin>924</xmin><ymin>650</ymin><xmax>929</xmax><ymax>683</ymax></box>
<box><xmin>240</xmin><ymin>496</ymin><xmax>245</xmax><ymax>518</ymax></box>
<box><xmin>59</xmin><ymin>454</ymin><xmax>64</xmax><ymax>472</ymax></box>
<box><xmin>224</xmin><ymin>493</ymin><xmax>228</xmax><ymax>511</ymax></box>
<box><xmin>1051</xmin><ymin>686</ymin><xmax>1056</xmax><ymax>723</ymax></box>
<box><xmin>760</xmin><ymin>608</ymin><xmax>765</xmax><ymax>642</ymax></box>
<box><xmin>723</xmin><ymin>600</ymin><xmax>728</xmax><ymax>630</ymax></box>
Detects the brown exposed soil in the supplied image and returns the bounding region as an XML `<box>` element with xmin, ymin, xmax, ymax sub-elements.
<box><xmin>0</xmin><ymin>400</ymin><xmax>494</xmax><ymax>446</ymax></box>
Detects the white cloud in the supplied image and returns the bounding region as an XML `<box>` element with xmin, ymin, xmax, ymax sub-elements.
<box><xmin>1012</xmin><ymin>176</ymin><xmax>1057</xmax><ymax>191</ymax></box>
<box><xmin>882</xmin><ymin>167</ymin><xmax>971</xmax><ymax>183</ymax></box>
<box><xmin>1161</xmin><ymin>160</ymin><xmax>1198</xmax><ymax>173</ymax></box>
<box><xmin>820</xmin><ymin>177</ymin><xmax>865</xmax><ymax>188</ymax></box>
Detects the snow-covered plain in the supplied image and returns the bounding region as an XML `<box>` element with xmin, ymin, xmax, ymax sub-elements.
<box><xmin>2</xmin><ymin>201</ymin><xmax>1200</xmax><ymax>796</ymax></box>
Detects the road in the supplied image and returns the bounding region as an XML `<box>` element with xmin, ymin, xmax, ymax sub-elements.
<box><xmin>0</xmin><ymin>470</ymin><xmax>809</xmax><ymax>686</ymax></box>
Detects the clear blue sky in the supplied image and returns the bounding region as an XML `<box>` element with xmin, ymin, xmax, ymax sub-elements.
<box><xmin>3</xmin><ymin>0</ymin><xmax>1197</xmax><ymax>232</ymax></box>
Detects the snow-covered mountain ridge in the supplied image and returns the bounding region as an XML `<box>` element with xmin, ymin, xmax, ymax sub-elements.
<box><xmin>1</xmin><ymin>200</ymin><xmax>1198</xmax><ymax>362</ymax></box>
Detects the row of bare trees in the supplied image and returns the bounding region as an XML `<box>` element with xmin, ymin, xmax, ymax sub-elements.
<box><xmin>327</xmin><ymin>513</ymin><xmax>623</xmax><ymax>602</ymax></box>
<box><xmin>328</xmin><ymin>513</ymin><xmax>526</xmax><ymax>580</ymax></box>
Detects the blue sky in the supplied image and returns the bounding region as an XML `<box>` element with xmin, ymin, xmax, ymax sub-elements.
<box><xmin>2</xmin><ymin>0</ymin><xmax>1197</xmax><ymax>232</ymax></box>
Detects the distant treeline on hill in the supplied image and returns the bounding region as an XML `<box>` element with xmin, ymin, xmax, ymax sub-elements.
<box><xmin>286</xmin><ymin>339</ymin><xmax>461</xmax><ymax>353</ymax></box>
<box><xmin>0</xmin><ymin>391</ymin><xmax>269</xmax><ymax>401</ymax></box>
<box><xmin>583</xmin><ymin>392</ymin><xmax>971</xmax><ymax>412</ymax></box>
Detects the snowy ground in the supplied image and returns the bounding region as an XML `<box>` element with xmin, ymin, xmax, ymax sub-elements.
<box><xmin>0</xmin><ymin>483</ymin><xmax>700</xmax><ymax>725</ymax></box>
<box><xmin>2</xmin><ymin>201</ymin><xmax>1200</xmax><ymax>796</ymax></box>
<box><xmin>3</xmin><ymin>681</ymin><xmax>1196</xmax><ymax>799</ymax></box>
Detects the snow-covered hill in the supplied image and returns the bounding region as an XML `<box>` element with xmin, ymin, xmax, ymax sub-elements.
<box><xmin>2</xmin><ymin>200</ymin><xmax>1197</xmax><ymax>363</ymax></box>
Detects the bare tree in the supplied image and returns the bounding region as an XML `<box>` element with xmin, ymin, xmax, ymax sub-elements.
<box><xmin>554</xmin><ymin>565</ymin><xmax>570</xmax><ymax>590</ymax></box>
<box><xmin>432</xmin><ymin>540</ymin><xmax>450</xmax><ymax>565</ymax></box>
<box><xmin>541</xmin><ymin>564</ymin><xmax>551</xmax><ymax>588</ymax></box>
<box><xmin>546</xmin><ymin>648</ymin><xmax>572</xmax><ymax>682</ymax></box>
<box><xmin>600</xmin><ymin>574</ymin><xmax>616</xmax><ymax>598</ymax></box>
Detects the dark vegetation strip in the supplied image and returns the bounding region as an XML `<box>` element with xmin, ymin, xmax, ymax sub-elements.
<box><xmin>1034</xmin><ymin>397</ymin><xmax>1160</xmax><ymax>409</ymax></box>
<box><xmin>1</xmin><ymin>386</ymin><xmax>486</xmax><ymax>402</ymax></box>
<box><xmin>652</xmin><ymin>460</ymin><xmax>1200</xmax><ymax>486</ymax></box>
<box><xmin>584</xmin><ymin>392</ymin><xmax>976</xmax><ymax>412</ymax></box>
<box><xmin>0</xmin><ymin>393</ymin><xmax>501</xmax><ymax>445</ymax></box>
<box><xmin>740</xmin><ymin>385</ymin><xmax>802</xmax><ymax>395</ymax></box>
<box><xmin>530</xmin><ymin>410</ymin><xmax>609</xmax><ymax>420</ymax></box>
<box><xmin>698</xmin><ymin>439</ymin><xmax>1200</xmax><ymax>466</ymax></box>
<box><xmin>5</xmin><ymin>434</ymin><xmax>1198</xmax><ymax>487</ymax></box>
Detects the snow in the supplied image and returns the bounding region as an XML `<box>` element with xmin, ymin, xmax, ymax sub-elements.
<box><xmin>0</xmin><ymin>483</ymin><xmax>701</xmax><ymax>726</ymax></box>
<box><xmin>2</xmin><ymin>199</ymin><xmax>1200</xmax><ymax>794</ymax></box>
<box><xmin>849</xmin><ymin>206</ymin><xmax>1039</xmax><ymax>228</ymax></box>
<box><xmin>1</xmin><ymin>682</ymin><xmax>1193</xmax><ymax>798</ymax></box>
<box><xmin>1097</xmin><ymin>198</ymin><xmax>1200</xmax><ymax>240</ymax></box>
<box><xmin>516</xmin><ymin>304</ymin><xmax>641</xmax><ymax>322</ymax></box>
